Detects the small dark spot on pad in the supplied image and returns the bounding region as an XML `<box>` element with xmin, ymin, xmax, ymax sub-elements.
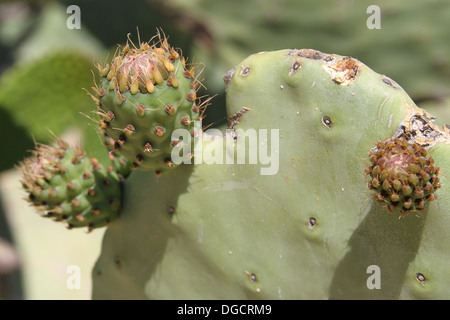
<box><xmin>416</xmin><ymin>272</ymin><xmax>426</xmax><ymax>284</ymax></box>
<box><xmin>289</xmin><ymin>59</ymin><xmax>302</xmax><ymax>76</ymax></box>
<box><xmin>245</xmin><ymin>271</ymin><xmax>257</xmax><ymax>282</ymax></box>
<box><xmin>240</xmin><ymin>66</ymin><xmax>251</xmax><ymax>77</ymax></box>
<box><xmin>322</xmin><ymin>116</ymin><xmax>332</xmax><ymax>128</ymax></box>
<box><xmin>286</xmin><ymin>49</ymin><xmax>324</xmax><ymax>60</ymax></box>
<box><xmin>381</xmin><ymin>75</ymin><xmax>400</xmax><ymax>89</ymax></box>
<box><xmin>308</xmin><ymin>217</ymin><xmax>317</xmax><ymax>229</ymax></box>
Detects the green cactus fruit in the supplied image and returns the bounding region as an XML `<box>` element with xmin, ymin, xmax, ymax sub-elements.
<box><xmin>92</xmin><ymin>47</ymin><xmax>450</xmax><ymax>299</ymax></box>
<box><xmin>365</xmin><ymin>137</ymin><xmax>441</xmax><ymax>217</ymax></box>
<box><xmin>93</xmin><ymin>34</ymin><xmax>205</xmax><ymax>175</ymax></box>
<box><xmin>19</xmin><ymin>138</ymin><xmax>123</xmax><ymax>232</ymax></box>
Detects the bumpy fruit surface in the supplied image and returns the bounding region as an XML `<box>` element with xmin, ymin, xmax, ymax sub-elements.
<box><xmin>20</xmin><ymin>138</ymin><xmax>123</xmax><ymax>231</ymax></box>
<box><xmin>366</xmin><ymin>138</ymin><xmax>441</xmax><ymax>217</ymax></box>
<box><xmin>93</xmin><ymin>35</ymin><xmax>203</xmax><ymax>175</ymax></box>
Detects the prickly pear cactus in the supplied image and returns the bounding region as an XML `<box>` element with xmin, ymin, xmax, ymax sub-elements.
<box><xmin>15</xmin><ymin>31</ymin><xmax>450</xmax><ymax>299</ymax></box>
<box><xmin>19</xmin><ymin>138</ymin><xmax>124</xmax><ymax>231</ymax></box>
<box><xmin>90</xmin><ymin>48</ymin><xmax>450</xmax><ymax>299</ymax></box>
<box><xmin>93</xmin><ymin>34</ymin><xmax>204</xmax><ymax>175</ymax></box>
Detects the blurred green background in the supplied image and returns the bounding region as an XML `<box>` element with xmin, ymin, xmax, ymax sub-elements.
<box><xmin>0</xmin><ymin>0</ymin><xmax>449</xmax><ymax>299</ymax></box>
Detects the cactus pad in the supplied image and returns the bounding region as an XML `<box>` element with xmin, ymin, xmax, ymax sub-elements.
<box><xmin>91</xmin><ymin>47</ymin><xmax>450</xmax><ymax>299</ymax></box>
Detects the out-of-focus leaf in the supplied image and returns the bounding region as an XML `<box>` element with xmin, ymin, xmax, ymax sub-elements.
<box><xmin>0</xmin><ymin>51</ymin><xmax>108</xmax><ymax>169</ymax></box>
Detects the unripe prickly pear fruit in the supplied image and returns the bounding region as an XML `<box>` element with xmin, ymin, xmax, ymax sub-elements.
<box><xmin>365</xmin><ymin>137</ymin><xmax>441</xmax><ymax>217</ymax></box>
<box><xmin>19</xmin><ymin>138</ymin><xmax>124</xmax><ymax>232</ymax></box>
<box><xmin>93</xmin><ymin>34</ymin><xmax>204</xmax><ymax>175</ymax></box>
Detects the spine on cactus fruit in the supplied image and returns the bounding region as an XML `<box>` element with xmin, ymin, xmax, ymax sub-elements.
<box><xmin>92</xmin><ymin>32</ymin><xmax>208</xmax><ymax>176</ymax></box>
<box><xmin>19</xmin><ymin>138</ymin><xmax>124</xmax><ymax>232</ymax></box>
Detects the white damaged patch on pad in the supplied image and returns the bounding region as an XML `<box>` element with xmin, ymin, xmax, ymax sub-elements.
<box><xmin>322</xmin><ymin>56</ymin><xmax>361</xmax><ymax>86</ymax></box>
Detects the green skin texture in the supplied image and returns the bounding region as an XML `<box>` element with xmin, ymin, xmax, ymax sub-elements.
<box><xmin>92</xmin><ymin>50</ymin><xmax>450</xmax><ymax>299</ymax></box>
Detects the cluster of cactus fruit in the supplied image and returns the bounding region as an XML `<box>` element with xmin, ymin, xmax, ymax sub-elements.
<box><xmin>18</xmin><ymin>32</ymin><xmax>450</xmax><ymax>299</ymax></box>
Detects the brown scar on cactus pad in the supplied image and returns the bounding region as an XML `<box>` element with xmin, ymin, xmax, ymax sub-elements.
<box><xmin>285</xmin><ymin>49</ymin><xmax>359</xmax><ymax>85</ymax></box>
<box><xmin>322</xmin><ymin>56</ymin><xmax>361</xmax><ymax>86</ymax></box>
<box><xmin>394</xmin><ymin>102</ymin><xmax>450</xmax><ymax>148</ymax></box>
<box><xmin>223</xmin><ymin>66</ymin><xmax>236</xmax><ymax>91</ymax></box>
<box><xmin>381</xmin><ymin>75</ymin><xmax>401</xmax><ymax>89</ymax></box>
<box><xmin>227</xmin><ymin>107</ymin><xmax>251</xmax><ymax>129</ymax></box>
<box><xmin>285</xmin><ymin>48</ymin><xmax>334</xmax><ymax>62</ymax></box>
